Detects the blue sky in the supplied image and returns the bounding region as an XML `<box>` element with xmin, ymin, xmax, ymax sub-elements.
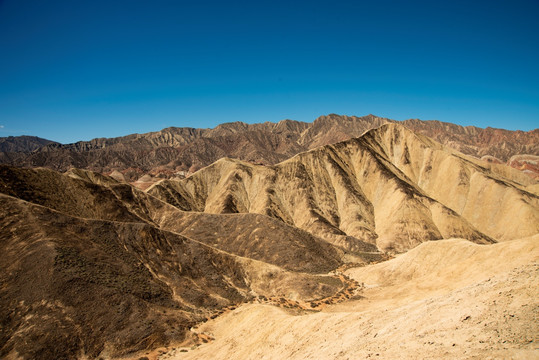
<box><xmin>0</xmin><ymin>0</ymin><xmax>538</xmax><ymax>143</ymax></box>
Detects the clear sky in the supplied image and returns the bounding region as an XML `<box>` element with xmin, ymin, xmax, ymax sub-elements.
<box><xmin>0</xmin><ymin>0</ymin><xmax>538</xmax><ymax>143</ymax></box>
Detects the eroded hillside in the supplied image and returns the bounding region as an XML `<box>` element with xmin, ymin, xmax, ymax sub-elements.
<box><xmin>0</xmin><ymin>166</ymin><xmax>347</xmax><ymax>359</ymax></box>
<box><xmin>149</xmin><ymin>124</ymin><xmax>539</xmax><ymax>252</ymax></box>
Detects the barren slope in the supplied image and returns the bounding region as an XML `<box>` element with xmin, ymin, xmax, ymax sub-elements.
<box><xmin>170</xmin><ymin>237</ymin><xmax>539</xmax><ymax>360</ymax></box>
<box><xmin>0</xmin><ymin>194</ymin><xmax>248</xmax><ymax>359</ymax></box>
<box><xmin>148</xmin><ymin>124</ymin><xmax>538</xmax><ymax>252</ymax></box>
<box><xmin>1</xmin><ymin>121</ymin><xmax>537</xmax><ymax>359</ymax></box>
<box><xmin>401</xmin><ymin>118</ymin><xmax>539</xmax><ymax>162</ymax></box>
<box><xmin>154</xmin><ymin>212</ymin><xmax>346</xmax><ymax>273</ymax></box>
<box><xmin>0</xmin><ymin>167</ymin><xmax>346</xmax><ymax>359</ymax></box>
<box><xmin>2</xmin><ymin>114</ymin><xmax>537</xmax><ymax>180</ymax></box>
<box><xmin>0</xmin><ymin>121</ymin><xmax>309</xmax><ymax>179</ymax></box>
<box><xmin>0</xmin><ymin>135</ymin><xmax>58</xmax><ymax>152</ymax></box>
<box><xmin>359</xmin><ymin>124</ymin><xmax>539</xmax><ymax>241</ymax></box>
<box><xmin>0</xmin><ymin>165</ymin><xmax>345</xmax><ymax>272</ymax></box>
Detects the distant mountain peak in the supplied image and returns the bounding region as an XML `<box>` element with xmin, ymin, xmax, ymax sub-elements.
<box><xmin>0</xmin><ymin>135</ymin><xmax>58</xmax><ymax>153</ymax></box>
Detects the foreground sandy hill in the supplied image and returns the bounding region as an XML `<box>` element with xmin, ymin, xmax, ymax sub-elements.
<box><xmin>161</xmin><ymin>237</ymin><xmax>538</xmax><ymax>360</ymax></box>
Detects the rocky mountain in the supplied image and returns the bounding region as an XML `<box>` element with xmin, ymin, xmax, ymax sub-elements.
<box><xmin>1</xmin><ymin>115</ymin><xmax>537</xmax><ymax>184</ymax></box>
<box><xmin>302</xmin><ymin>114</ymin><xmax>539</xmax><ymax>170</ymax></box>
<box><xmin>0</xmin><ymin>122</ymin><xmax>538</xmax><ymax>359</ymax></box>
<box><xmin>149</xmin><ymin>124</ymin><xmax>538</xmax><ymax>252</ymax></box>
<box><xmin>401</xmin><ymin>118</ymin><xmax>539</xmax><ymax>166</ymax></box>
<box><xmin>0</xmin><ymin>135</ymin><xmax>57</xmax><ymax>152</ymax></box>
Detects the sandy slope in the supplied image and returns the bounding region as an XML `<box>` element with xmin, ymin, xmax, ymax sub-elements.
<box><xmin>152</xmin><ymin>124</ymin><xmax>521</xmax><ymax>253</ymax></box>
<box><xmin>161</xmin><ymin>237</ymin><xmax>539</xmax><ymax>360</ymax></box>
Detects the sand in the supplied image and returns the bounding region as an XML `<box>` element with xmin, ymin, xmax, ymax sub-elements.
<box><xmin>159</xmin><ymin>237</ymin><xmax>539</xmax><ymax>360</ymax></box>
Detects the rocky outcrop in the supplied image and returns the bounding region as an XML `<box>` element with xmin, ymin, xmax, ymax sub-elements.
<box><xmin>508</xmin><ymin>155</ymin><xmax>539</xmax><ymax>179</ymax></box>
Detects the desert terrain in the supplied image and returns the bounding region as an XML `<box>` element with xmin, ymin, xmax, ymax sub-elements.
<box><xmin>165</xmin><ymin>237</ymin><xmax>538</xmax><ymax>360</ymax></box>
<box><xmin>0</xmin><ymin>119</ymin><xmax>537</xmax><ymax>359</ymax></box>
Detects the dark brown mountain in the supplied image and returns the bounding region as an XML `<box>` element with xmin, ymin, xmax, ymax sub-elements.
<box><xmin>0</xmin><ymin>164</ymin><xmax>347</xmax><ymax>359</ymax></box>
<box><xmin>1</xmin><ymin>115</ymin><xmax>537</xmax><ymax>184</ymax></box>
<box><xmin>0</xmin><ymin>135</ymin><xmax>57</xmax><ymax>152</ymax></box>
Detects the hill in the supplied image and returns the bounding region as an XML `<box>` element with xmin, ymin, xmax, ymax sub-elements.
<box><xmin>175</xmin><ymin>236</ymin><xmax>538</xmax><ymax>360</ymax></box>
<box><xmin>149</xmin><ymin>124</ymin><xmax>539</xmax><ymax>252</ymax></box>
<box><xmin>0</xmin><ymin>135</ymin><xmax>57</xmax><ymax>153</ymax></box>
<box><xmin>0</xmin><ymin>165</ymin><xmax>346</xmax><ymax>359</ymax></box>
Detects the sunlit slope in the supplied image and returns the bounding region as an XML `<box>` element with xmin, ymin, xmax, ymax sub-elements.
<box><xmin>147</xmin><ymin>124</ymin><xmax>539</xmax><ymax>252</ymax></box>
<box><xmin>174</xmin><ymin>237</ymin><xmax>539</xmax><ymax>360</ymax></box>
<box><xmin>362</xmin><ymin>124</ymin><xmax>539</xmax><ymax>240</ymax></box>
<box><xmin>346</xmin><ymin>236</ymin><xmax>539</xmax><ymax>307</ymax></box>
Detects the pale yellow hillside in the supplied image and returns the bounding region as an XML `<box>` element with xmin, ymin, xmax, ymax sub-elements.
<box><xmin>366</xmin><ymin>123</ymin><xmax>539</xmax><ymax>241</ymax></box>
<box><xmin>159</xmin><ymin>237</ymin><xmax>539</xmax><ymax>360</ymax></box>
<box><xmin>149</xmin><ymin>124</ymin><xmax>535</xmax><ymax>252</ymax></box>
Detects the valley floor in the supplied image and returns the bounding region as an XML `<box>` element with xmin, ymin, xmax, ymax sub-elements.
<box><xmin>150</xmin><ymin>237</ymin><xmax>539</xmax><ymax>360</ymax></box>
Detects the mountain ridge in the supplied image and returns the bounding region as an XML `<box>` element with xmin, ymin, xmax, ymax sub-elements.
<box><xmin>0</xmin><ymin>166</ymin><xmax>347</xmax><ymax>359</ymax></box>
<box><xmin>148</xmin><ymin>123</ymin><xmax>538</xmax><ymax>253</ymax></box>
<box><xmin>1</xmin><ymin>114</ymin><xmax>537</xmax><ymax>182</ymax></box>
<box><xmin>0</xmin><ymin>135</ymin><xmax>58</xmax><ymax>152</ymax></box>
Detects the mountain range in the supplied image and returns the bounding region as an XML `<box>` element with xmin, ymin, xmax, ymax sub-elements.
<box><xmin>1</xmin><ymin>115</ymin><xmax>538</xmax><ymax>186</ymax></box>
<box><xmin>0</xmin><ymin>116</ymin><xmax>538</xmax><ymax>359</ymax></box>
